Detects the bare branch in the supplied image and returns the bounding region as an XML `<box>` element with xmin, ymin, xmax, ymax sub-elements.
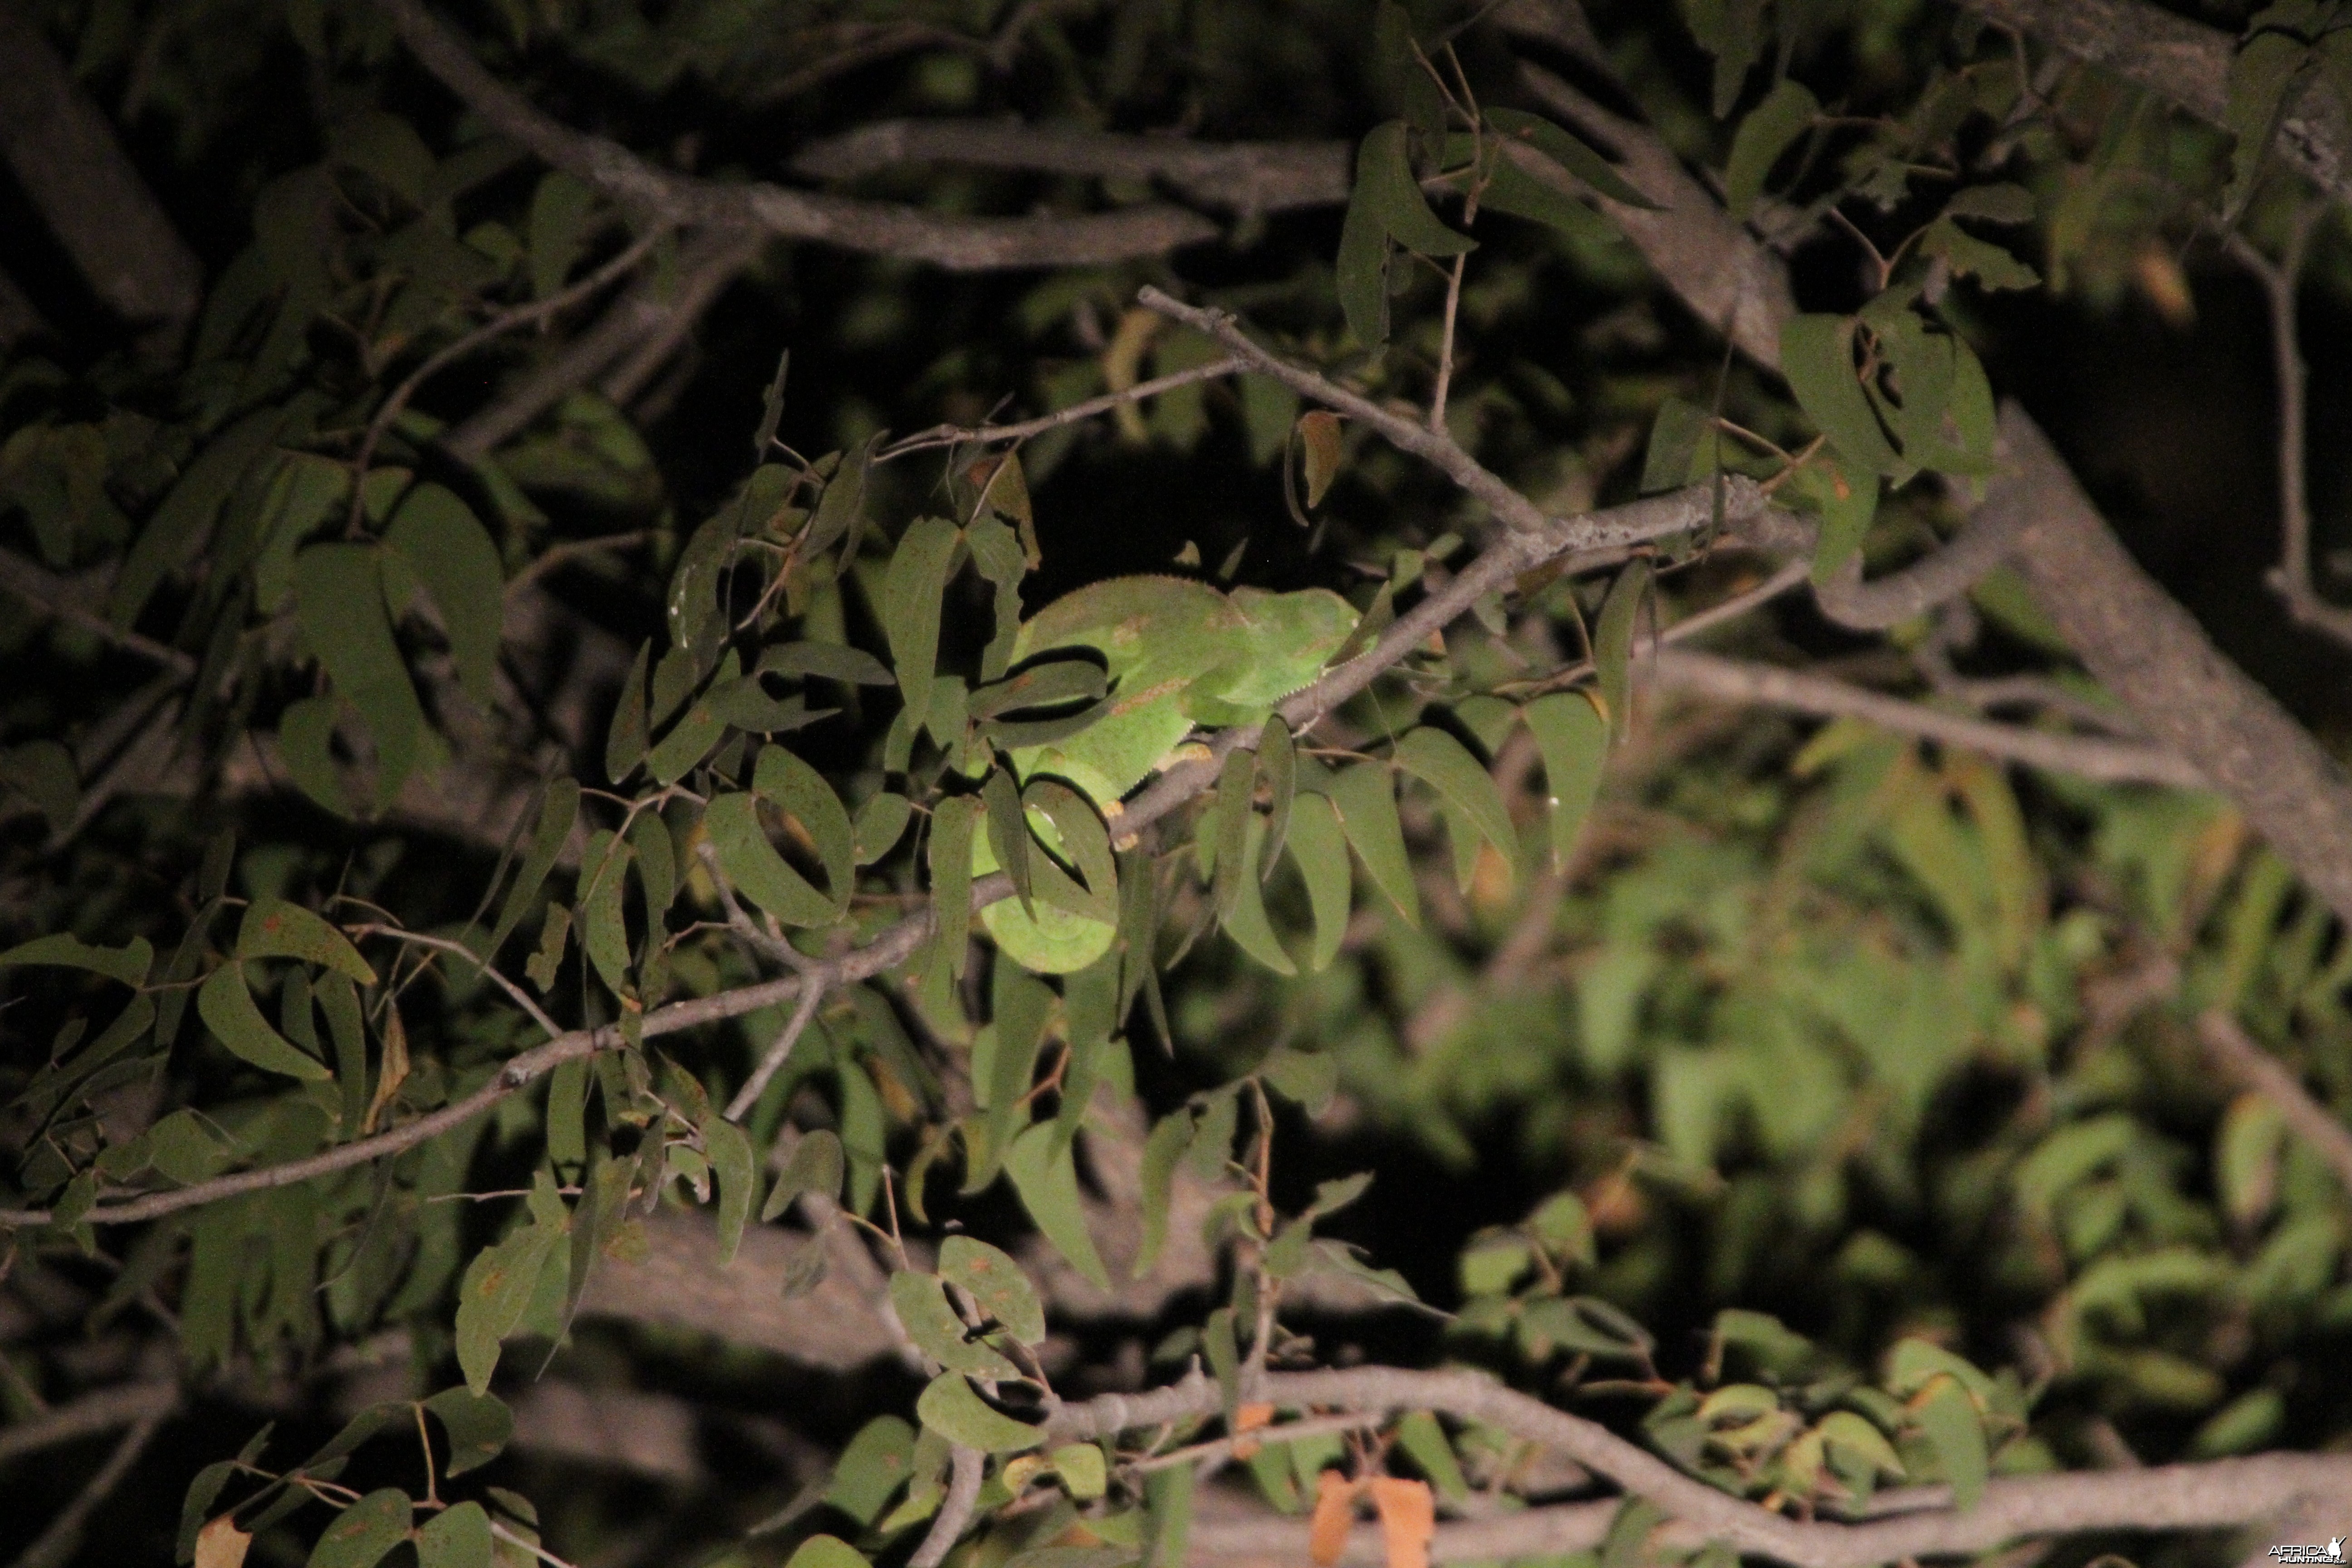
<box><xmin>370</xmin><ymin>0</ymin><xmax>1217</xmax><ymax>270</ymax></box>
<box><xmin>1510</xmin><ymin>63</ymin><xmax>1794</xmax><ymax>372</ymax></box>
<box><xmin>351</xmin><ymin>228</ymin><xmax>666</xmax><ymax>525</ymax></box>
<box><xmin>1956</xmin><ymin>0</ymin><xmax>2352</xmax><ymax>207</ymax></box>
<box><xmin>596</xmin><ymin>229</ymin><xmax>768</xmax><ymax>408</ymax></box>
<box><xmin>1050</xmin><ymin>1366</ymin><xmax>2352</xmax><ymax>1568</ymax></box>
<box><xmin>2223</xmin><ymin>213</ymin><xmax>2352</xmax><ymax>647</ymax></box>
<box><xmin>1809</xmin><ymin>498</ymin><xmax>2036</xmax><ymax>632</ymax></box>
<box><xmin>0</xmin><ymin>4</ymin><xmax>200</xmax><ymax>344</ymax></box>
<box><xmin>793</xmin><ymin>119</ymin><xmax>1352</xmax><ymax>215</ymax></box>
<box><xmin>0</xmin><ymin>1382</ymin><xmax>176</xmax><ymax>1465</ymax></box>
<box><xmin>1992</xmin><ymin>401</ymin><xmax>2352</xmax><ymax>930</ymax></box>
<box><xmin>1652</xmin><ymin>648</ymin><xmax>2204</xmax><ymax>787</ymax></box>
<box><xmin>0</xmin><ymin>549</ymin><xmax>198</xmax><ymax>677</ymax></box>
<box><xmin>724</xmin><ymin>980</ymin><xmax>827</xmax><ymax>1123</ymax></box>
<box><xmin>878</xmin><ymin>357</ymin><xmax>1246</xmax><ymax>462</ymax></box>
<box><xmin>5</xmin><ymin>1397</ymin><xmax>173</xmax><ymax>1568</ymax></box>
<box><xmin>910</xmin><ymin>1445</ymin><xmax>985</xmax><ymax>1568</ymax></box>
<box><xmin>2199</xmin><ymin>1010</ymin><xmax>2352</xmax><ymax>1199</ymax></box>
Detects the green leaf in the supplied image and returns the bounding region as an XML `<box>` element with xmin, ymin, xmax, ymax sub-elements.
<box><xmin>528</xmin><ymin>171</ymin><xmax>597</xmax><ymax>297</ymax></box>
<box><xmin>1522</xmin><ymin>691</ymin><xmax>1607</xmax><ymax>868</ymax></box>
<box><xmin>415</xmin><ymin>1500</ymin><xmax>492</xmax><ymax>1568</ymax></box>
<box><xmin>760</xmin><ymin>1128</ymin><xmax>846</xmax><ymax>1220</ymax></box>
<box><xmin>1136</xmin><ymin>1111</ymin><xmax>1191</xmax><ymax>1279</ymax></box>
<box><xmin>1912</xmin><ymin>1375</ymin><xmax>1988</xmax><ymax>1509</ymax></box>
<box><xmin>892</xmin><ymin>1270</ymin><xmax>1021</xmax><ymax>1376</ymax></box>
<box><xmin>748</xmin><ymin>745</ymin><xmax>854</xmax><ymax>912</ymax></box>
<box><xmin>1204</xmin><ymin>746</ymin><xmax>1256</xmax><ymax>919</ymax></box>
<box><xmin>454</xmin><ymin>1189</ymin><xmax>567</xmax><ymax>1394</ymax></box>
<box><xmin>1802</xmin><ymin>454</ymin><xmax>1880</xmax><ymax>582</ymax></box>
<box><xmin>1395</xmin><ymin>1412</ymin><xmax>1468</xmax><ymax>1504</ymax></box>
<box><xmin>486</xmin><ymin>779</ymin><xmax>578</xmax><ymax>959</ymax></box>
<box><xmin>1593</xmin><ymin>561</ymin><xmax>1650</xmax><ymax>743</ymax></box>
<box><xmin>201</xmin><ymin>964</ymin><xmax>333</xmax><ymax>1081</ymax></box>
<box><xmin>884</xmin><ymin>517</ymin><xmax>963</xmax><ymax>738</ymax></box>
<box><xmin>279</xmin><ymin>696</ymin><xmax>356</xmax><ymax>818</ymax></box>
<box><xmin>854</xmin><ymin>792</ymin><xmax>913</xmax><ymax>864</ymax></box>
<box><xmin>422</xmin><ymin>1388</ymin><xmax>512</xmax><ymax>1477</ymax></box>
<box><xmin>761</xmin><ymin>641</ymin><xmax>896</xmax><ymax>686</ymax></box>
<box><xmin>2225</xmin><ymin>29</ymin><xmax>2312</xmax><ymax>216</ymax></box>
<box><xmin>1359</xmin><ymin>121</ymin><xmax>1475</xmax><ymax>257</ymax></box>
<box><xmin>1221</xmin><ymin>816</ymin><xmax>1298</xmax><ymax>976</ymax></box>
<box><xmin>1395</xmin><ymin>727</ymin><xmax>1514</xmax><ymax>893</ymax></box>
<box><xmin>110</xmin><ymin>407</ymin><xmax>280</xmax><ymax>629</ymax></box>
<box><xmin>1283</xmin><ymin>791</ymin><xmax>1352</xmax><ymax>971</ymax></box>
<box><xmin>825</xmin><ymin>1419</ymin><xmax>917</xmax><ymax>1527</ymax></box>
<box><xmin>706</xmin><ymin>1114</ymin><xmax>758</xmax><ymax>1266</ymax></box>
<box><xmin>1005</xmin><ymin>1120</ymin><xmax>1111</xmax><ymax>1290</ymax></box>
<box><xmin>236</xmin><ymin>899</ymin><xmax>375</xmax><ymax>983</ymax></box>
<box><xmin>966</xmin><ymin>513</ymin><xmax>1028</xmax><ymax>683</ymax></box>
<box><xmin>305</xmin><ymin>1488</ymin><xmax>411</xmax><ymax>1568</ymax></box>
<box><xmin>982</xmin><ymin>764</ymin><xmax>1034</xmax><ymax>915</ymax></box>
<box><xmin>1944</xmin><ymin>183</ymin><xmax>2034</xmax><ymax>223</ymax></box>
<box><xmin>1024</xmin><ymin>780</ymin><xmax>1118</xmax><ymax>924</ymax></box>
<box><xmin>1484</xmin><ymin>108</ymin><xmax>1661</xmax><ymax>209</ymax></box>
<box><xmin>1336</xmin><ymin>157</ymin><xmax>1392</xmax><ymax>348</ymax></box>
<box><xmin>606</xmin><ymin>641</ymin><xmax>651</xmax><ymax>785</ymax></box>
<box><xmin>0</xmin><ymin>740</ymin><xmax>76</xmax><ymax>831</ymax></box>
<box><xmin>1723</xmin><ymin>79</ymin><xmax>1818</xmax><ymax>220</ymax></box>
<box><xmin>384</xmin><ymin>485</ymin><xmax>504</xmax><ymax>707</ymax></box>
<box><xmin>577</xmin><ymin>829</ymin><xmax>634</xmax><ymax>998</ymax></box>
<box><xmin>1779</xmin><ymin>314</ymin><xmax>1904</xmax><ymax>476</ymax></box>
<box><xmin>938</xmin><ymin>1235</ymin><xmax>1047</xmax><ymax>1345</ymax></box>
<box><xmin>295</xmin><ymin>542</ymin><xmax>434</xmax><ymax>802</ymax></box>
<box><xmin>928</xmin><ymin>795</ymin><xmax>984</xmax><ymax>976</ymax></box>
<box><xmin>1322</xmin><ymin>762</ymin><xmax>1416</xmax><ymax>926</ymax></box>
<box><xmin>705</xmin><ymin>792</ymin><xmax>836</xmax><ymax>928</ymax></box>
<box><xmin>1050</xmin><ymin>1442</ymin><xmax>1108</xmax><ymax>1501</ymax></box>
<box><xmin>1470</xmin><ymin>138</ymin><xmax>1621</xmax><ymax>246</ymax></box>
<box><xmin>916</xmin><ymin>1372</ymin><xmax>1045</xmax><ymax>1452</ymax></box>
<box><xmin>1261</xmin><ymin>1046</ymin><xmax>1337</xmax><ymax>1114</ymax></box>
<box><xmin>786</xmin><ymin>1536</ymin><xmax>872</xmax><ymax>1568</ymax></box>
<box><xmin>0</xmin><ymin>931</ymin><xmax>152</xmax><ymax>986</ymax></box>
<box><xmin>1918</xmin><ymin>219</ymin><xmax>2040</xmax><ymax>291</ymax></box>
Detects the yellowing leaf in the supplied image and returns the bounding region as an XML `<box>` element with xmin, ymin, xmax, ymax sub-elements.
<box><xmin>195</xmin><ymin>1514</ymin><xmax>252</xmax><ymax>1568</ymax></box>
<box><xmin>1298</xmin><ymin>412</ymin><xmax>1343</xmax><ymax>508</ymax></box>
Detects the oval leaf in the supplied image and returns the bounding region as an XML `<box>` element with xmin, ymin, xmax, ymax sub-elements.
<box><xmin>200</xmin><ymin>964</ymin><xmax>333</xmax><ymax>1081</ymax></box>
<box><xmin>235</xmin><ymin>899</ymin><xmax>375</xmax><ymax>983</ymax></box>
<box><xmin>916</xmin><ymin>1372</ymin><xmax>1045</xmax><ymax>1453</ymax></box>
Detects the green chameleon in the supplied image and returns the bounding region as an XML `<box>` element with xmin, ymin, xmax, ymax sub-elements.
<box><xmin>974</xmin><ymin>575</ymin><xmax>1358</xmax><ymax>973</ymax></box>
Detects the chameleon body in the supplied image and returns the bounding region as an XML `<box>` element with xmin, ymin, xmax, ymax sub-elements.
<box><xmin>975</xmin><ymin>575</ymin><xmax>1358</xmax><ymax>972</ymax></box>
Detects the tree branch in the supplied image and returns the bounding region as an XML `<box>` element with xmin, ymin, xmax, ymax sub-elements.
<box><xmin>1956</xmin><ymin>0</ymin><xmax>2352</xmax><ymax>208</ymax></box>
<box><xmin>2198</xmin><ymin>1010</ymin><xmax>2352</xmax><ymax>1199</ymax></box>
<box><xmin>1652</xmin><ymin>648</ymin><xmax>2203</xmax><ymax>786</ymax></box>
<box><xmin>910</xmin><ymin>1445</ymin><xmax>985</xmax><ymax>1568</ymax></box>
<box><xmin>877</xmin><ymin>357</ymin><xmax>1246</xmax><ymax>462</ymax></box>
<box><xmin>792</xmin><ymin>120</ymin><xmax>1352</xmax><ymax>216</ymax></box>
<box><xmin>0</xmin><ymin>3</ymin><xmax>201</xmax><ymax>345</ymax></box>
<box><xmin>1991</xmin><ymin>401</ymin><xmax>2352</xmax><ymax>930</ymax></box>
<box><xmin>1809</xmin><ymin>498</ymin><xmax>2036</xmax><ymax>631</ymax></box>
<box><xmin>0</xmin><ymin>1382</ymin><xmax>176</xmax><ymax>1465</ymax></box>
<box><xmin>2222</xmin><ymin>213</ymin><xmax>2352</xmax><ymax>647</ymax></box>
<box><xmin>369</xmin><ymin>0</ymin><xmax>1217</xmax><ymax>270</ymax></box>
<box><xmin>5</xmin><ymin>1397</ymin><xmax>173</xmax><ymax>1568</ymax></box>
<box><xmin>0</xmin><ymin>549</ymin><xmax>198</xmax><ymax>677</ymax></box>
<box><xmin>1050</xmin><ymin>1366</ymin><xmax>2352</xmax><ymax>1568</ymax></box>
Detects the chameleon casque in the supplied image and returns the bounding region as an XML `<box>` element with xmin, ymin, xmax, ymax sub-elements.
<box><xmin>973</xmin><ymin>575</ymin><xmax>1358</xmax><ymax>972</ymax></box>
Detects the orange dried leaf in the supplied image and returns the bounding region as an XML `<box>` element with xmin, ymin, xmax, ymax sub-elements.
<box><xmin>1298</xmin><ymin>411</ymin><xmax>1344</xmax><ymax>508</ymax></box>
<box><xmin>1369</xmin><ymin>1476</ymin><xmax>1434</xmax><ymax>1568</ymax></box>
<box><xmin>1233</xmin><ymin>1400</ymin><xmax>1276</xmax><ymax>1459</ymax></box>
<box><xmin>195</xmin><ymin>1514</ymin><xmax>252</xmax><ymax>1568</ymax></box>
<box><xmin>1309</xmin><ymin>1469</ymin><xmax>1358</xmax><ymax>1566</ymax></box>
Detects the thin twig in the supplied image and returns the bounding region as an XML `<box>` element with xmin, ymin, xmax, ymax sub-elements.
<box><xmin>6</xmin><ymin>1399</ymin><xmax>173</xmax><ymax>1568</ymax></box>
<box><xmin>503</xmin><ymin>531</ymin><xmax>658</xmax><ymax>600</ymax></box>
<box><xmin>343</xmin><ymin>923</ymin><xmax>564</xmax><ymax>1040</ymax></box>
<box><xmin>0</xmin><ymin>548</ymin><xmax>196</xmax><ymax>676</ymax></box>
<box><xmin>1430</xmin><ymin>252</ymin><xmax>1468</xmax><ymax>434</ymax></box>
<box><xmin>877</xmin><ymin>356</ymin><xmax>1245</xmax><ymax>461</ymax></box>
<box><xmin>1652</xmin><ymin>648</ymin><xmax>2202</xmax><ymax>787</ymax></box>
<box><xmin>348</xmin><ymin>229</ymin><xmax>666</xmax><ymax>530</ymax></box>
<box><xmin>2198</xmin><ymin>1010</ymin><xmax>2352</xmax><ymax>1198</ymax></box>
<box><xmin>2224</xmin><ymin>210</ymin><xmax>2352</xmax><ymax>647</ymax></box>
<box><xmin>725</xmin><ymin>979</ymin><xmax>827</xmax><ymax>1123</ymax></box>
<box><xmin>0</xmin><ymin>1382</ymin><xmax>175</xmax><ymax>1465</ymax></box>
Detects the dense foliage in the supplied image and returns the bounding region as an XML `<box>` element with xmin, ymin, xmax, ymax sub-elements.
<box><xmin>6</xmin><ymin>2</ymin><xmax>2352</xmax><ymax>1568</ymax></box>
